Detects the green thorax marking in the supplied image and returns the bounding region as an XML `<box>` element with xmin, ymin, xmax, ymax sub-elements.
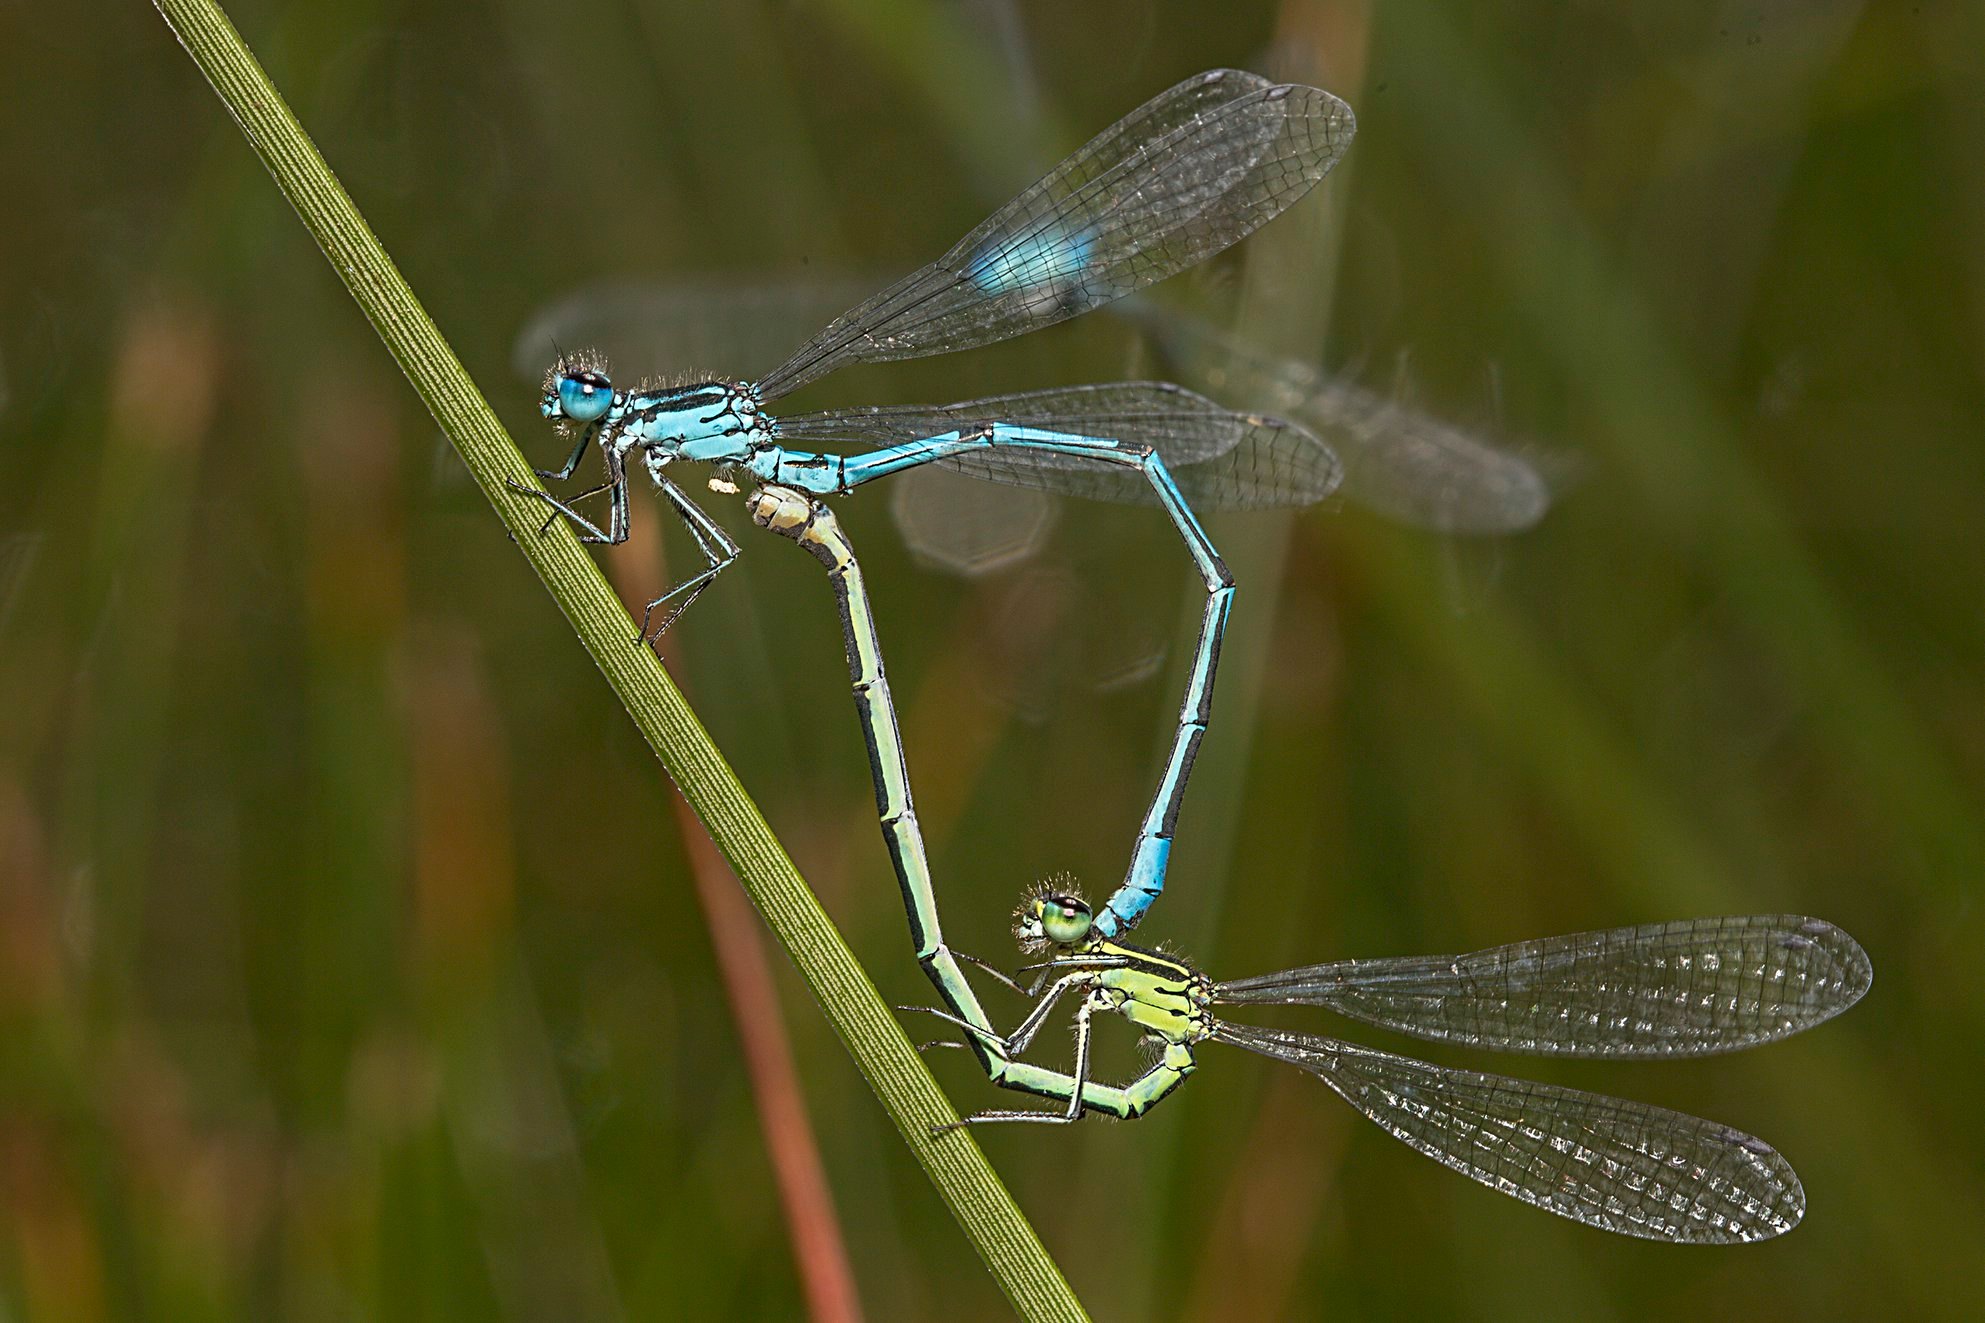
<box><xmin>1076</xmin><ymin>937</ymin><xmax>1215</xmax><ymax>1047</ymax></box>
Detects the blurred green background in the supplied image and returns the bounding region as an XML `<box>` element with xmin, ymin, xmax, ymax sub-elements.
<box><xmin>3</xmin><ymin>1</ymin><xmax>1981</xmax><ymax>1318</ymax></box>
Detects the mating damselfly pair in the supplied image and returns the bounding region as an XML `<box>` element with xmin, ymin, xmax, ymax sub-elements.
<box><xmin>520</xmin><ymin>69</ymin><xmax>1871</xmax><ymax>1245</ymax></box>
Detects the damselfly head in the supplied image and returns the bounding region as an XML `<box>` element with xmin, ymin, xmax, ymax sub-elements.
<box><xmin>1014</xmin><ymin>878</ymin><xmax>1093</xmax><ymax>953</ymax></box>
<box><xmin>541</xmin><ymin>349</ymin><xmax>615</xmax><ymax>426</ymax></box>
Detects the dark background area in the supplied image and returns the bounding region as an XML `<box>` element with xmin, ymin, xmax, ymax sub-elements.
<box><xmin>1</xmin><ymin>1</ymin><xmax>1980</xmax><ymax>1318</ymax></box>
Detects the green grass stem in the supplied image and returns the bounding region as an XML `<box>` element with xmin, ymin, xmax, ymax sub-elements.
<box><xmin>150</xmin><ymin>1</ymin><xmax>1086</xmax><ymax>1316</ymax></box>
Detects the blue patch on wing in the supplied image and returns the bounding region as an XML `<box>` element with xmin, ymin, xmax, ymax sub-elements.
<box><xmin>967</xmin><ymin>223</ymin><xmax>1096</xmax><ymax>297</ymax></box>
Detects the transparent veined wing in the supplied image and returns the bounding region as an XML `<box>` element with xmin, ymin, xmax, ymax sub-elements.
<box><xmin>1214</xmin><ymin>916</ymin><xmax>1872</xmax><ymax>1058</ymax></box>
<box><xmin>1299</xmin><ymin>371</ymin><xmax>1551</xmax><ymax>533</ymax></box>
<box><xmin>1126</xmin><ymin>301</ymin><xmax>1552</xmax><ymax>534</ymax></box>
<box><xmin>775</xmin><ymin>381</ymin><xmax>1343</xmax><ymax>508</ymax></box>
<box><xmin>1209</xmin><ymin>1021</ymin><xmax>1804</xmax><ymax>1243</ymax></box>
<box><xmin>511</xmin><ymin>276</ymin><xmax>877</xmax><ymax>385</ymax></box>
<box><xmin>756</xmin><ymin>70</ymin><xmax>1355</xmax><ymax>401</ymax></box>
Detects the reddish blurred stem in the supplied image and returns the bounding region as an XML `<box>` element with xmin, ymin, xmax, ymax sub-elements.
<box><xmin>618</xmin><ymin>513</ymin><xmax>863</xmax><ymax>1323</ymax></box>
<box><xmin>670</xmin><ymin>800</ymin><xmax>866</xmax><ymax>1323</ymax></box>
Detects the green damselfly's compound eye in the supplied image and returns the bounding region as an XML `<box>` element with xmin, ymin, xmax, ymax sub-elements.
<box><xmin>555</xmin><ymin>370</ymin><xmax>614</xmax><ymax>424</ymax></box>
<box><xmin>1039</xmin><ymin>895</ymin><xmax>1093</xmax><ymax>946</ymax></box>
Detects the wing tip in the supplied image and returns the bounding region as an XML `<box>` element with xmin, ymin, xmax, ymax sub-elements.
<box><xmin>1271</xmin><ymin>82</ymin><xmax>1358</xmax><ymax>147</ymax></box>
<box><xmin>1774</xmin><ymin>915</ymin><xmax>1876</xmax><ymax>1013</ymax></box>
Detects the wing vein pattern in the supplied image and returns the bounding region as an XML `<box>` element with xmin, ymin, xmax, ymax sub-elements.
<box><xmin>756</xmin><ymin>70</ymin><xmax>1354</xmax><ymax>401</ymax></box>
<box><xmin>1210</xmin><ymin>1021</ymin><xmax>1804</xmax><ymax>1243</ymax></box>
<box><xmin>1214</xmin><ymin>916</ymin><xmax>1872</xmax><ymax>1057</ymax></box>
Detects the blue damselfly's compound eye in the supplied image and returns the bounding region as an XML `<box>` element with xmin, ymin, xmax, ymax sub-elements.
<box><xmin>1039</xmin><ymin>895</ymin><xmax>1093</xmax><ymax>946</ymax></box>
<box><xmin>555</xmin><ymin>370</ymin><xmax>615</xmax><ymax>424</ymax></box>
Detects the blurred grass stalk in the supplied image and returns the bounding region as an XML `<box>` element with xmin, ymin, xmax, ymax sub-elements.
<box><xmin>614</xmin><ymin>497</ymin><xmax>863</xmax><ymax>1323</ymax></box>
<box><xmin>147</xmin><ymin>0</ymin><xmax>1087</xmax><ymax>1317</ymax></box>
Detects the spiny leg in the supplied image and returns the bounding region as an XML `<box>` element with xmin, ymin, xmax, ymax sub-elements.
<box><xmin>537</xmin><ymin>421</ymin><xmax>599</xmax><ymax>482</ymax></box>
<box><xmin>929</xmin><ymin>944</ymin><xmax>1124</xmax><ymax>998</ymax></box>
<box><xmin>638</xmin><ymin>475</ymin><xmax>740</xmax><ymax>641</ymax></box>
<box><xmin>506</xmin><ymin>481</ymin><xmax>620</xmax><ymax>542</ymax></box>
<box><xmin>506</xmin><ymin>443</ymin><xmax>631</xmax><ymax>545</ymax></box>
<box><xmin>940</xmin><ymin>997</ymin><xmax>1102</xmax><ymax>1129</ymax></box>
<box><xmin>900</xmin><ymin>971</ymin><xmax>1092</xmax><ymax>1058</ymax></box>
<box><xmin>1016</xmin><ymin>951</ymin><xmax>1133</xmax><ymax>996</ymax></box>
<box><xmin>534</xmin><ymin>476</ymin><xmax>617</xmax><ymax>536</ymax></box>
<box><xmin>953</xmin><ymin>950</ymin><xmax>1034</xmax><ymax>996</ymax></box>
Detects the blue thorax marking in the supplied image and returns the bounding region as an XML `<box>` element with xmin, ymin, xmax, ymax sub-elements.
<box><xmin>612</xmin><ymin>382</ymin><xmax>770</xmax><ymax>463</ymax></box>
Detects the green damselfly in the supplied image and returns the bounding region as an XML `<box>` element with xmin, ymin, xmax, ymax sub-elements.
<box><xmin>752</xmin><ymin>483</ymin><xmax>1870</xmax><ymax>1244</ymax></box>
